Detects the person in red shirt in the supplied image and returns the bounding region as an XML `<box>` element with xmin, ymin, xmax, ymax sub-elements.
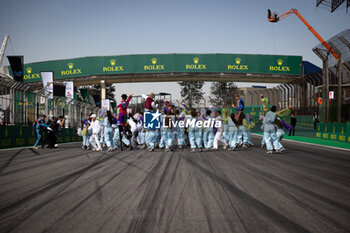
<box><xmin>115</xmin><ymin>94</ymin><xmax>133</xmax><ymax>126</ymax></box>
<box><xmin>144</xmin><ymin>93</ymin><xmax>158</xmax><ymax>112</ymax></box>
<box><xmin>115</xmin><ymin>94</ymin><xmax>133</xmax><ymax>150</ymax></box>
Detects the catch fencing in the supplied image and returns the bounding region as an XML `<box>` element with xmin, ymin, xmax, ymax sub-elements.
<box><xmin>0</xmin><ymin>80</ymin><xmax>101</xmax><ymax>128</ymax></box>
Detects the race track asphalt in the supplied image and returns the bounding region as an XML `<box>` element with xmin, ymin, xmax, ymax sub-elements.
<box><xmin>0</xmin><ymin>136</ymin><xmax>349</xmax><ymax>233</ymax></box>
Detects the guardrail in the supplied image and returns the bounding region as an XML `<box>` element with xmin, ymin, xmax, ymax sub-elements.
<box><xmin>316</xmin><ymin>123</ymin><xmax>350</xmax><ymax>143</ymax></box>
<box><xmin>0</xmin><ymin>125</ymin><xmax>81</xmax><ymax>149</ymax></box>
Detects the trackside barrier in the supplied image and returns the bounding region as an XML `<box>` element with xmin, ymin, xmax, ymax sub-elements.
<box><xmin>0</xmin><ymin>126</ymin><xmax>81</xmax><ymax>149</ymax></box>
<box><xmin>278</xmin><ymin>115</ymin><xmax>314</xmax><ymax>129</ymax></box>
<box><xmin>316</xmin><ymin>123</ymin><xmax>350</xmax><ymax>143</ymax></box>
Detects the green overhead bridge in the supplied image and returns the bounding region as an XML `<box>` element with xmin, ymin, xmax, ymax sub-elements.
<box><xmin>11</xmin><ymin>53</ymin><xmax>302</xmax><ymax>89</ymax></box>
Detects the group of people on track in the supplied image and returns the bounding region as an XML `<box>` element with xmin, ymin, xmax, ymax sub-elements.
<box><xmin>73</xmin><ymin>92</ymin><xmax>294</xmax><ymax>154</ymax></box>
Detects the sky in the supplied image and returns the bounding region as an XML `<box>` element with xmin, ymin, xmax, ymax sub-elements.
<box><xmin>1</xmin><ymin>0</ymin><xmax>349</xmax><ymax>101</ymax></box>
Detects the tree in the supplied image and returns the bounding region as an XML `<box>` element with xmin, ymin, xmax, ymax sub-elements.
<box><xmin>209</xmin><ymin>82</ymin><xmax>240</xmax><ymax>107</ymax></box>
<box><xmin>178</xmin><ymin>81</ymin><xmax>204</xmax><ymax>108</ymax></box>
<box><xmin>92</xmin><ymin>84</ymin><xmax>116</xmax><ymax>101</ymax></box>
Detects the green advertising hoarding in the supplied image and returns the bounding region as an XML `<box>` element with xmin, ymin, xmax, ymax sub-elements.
<box><xmin>0</xmin><ymin>126</ymin><xmax>81</xmax><ymax>149</ymax></box>
<box><xmin>15</xmin><ymin>53</ymin><xmax>302</xmax><ymax>83</ymax></box>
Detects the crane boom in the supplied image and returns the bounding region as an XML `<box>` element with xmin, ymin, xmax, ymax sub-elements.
<box><xmin>268</xmin><ymin>9</ymin><xmax>339</xmax><ymax>60</ymax></box>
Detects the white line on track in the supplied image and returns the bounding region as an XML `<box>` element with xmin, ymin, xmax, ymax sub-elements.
<box><xmin>252</xmin><ymin>133</ymin><xmax>350</xmax><ymax>152</ymax></box>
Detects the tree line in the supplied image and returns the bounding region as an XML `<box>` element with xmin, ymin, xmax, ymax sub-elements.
<box><xmin>76</xmin><ymin>81</ymin><xmax>241</xmax><ymax>108</ymax></box>
<box><xmin>179</xmin><ymin>81</ymin><xmax>242</xmax><ymax>108</ymax></box>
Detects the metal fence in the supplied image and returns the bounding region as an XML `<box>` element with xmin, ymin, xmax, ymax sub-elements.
<box><xmin>0</xmin><ymin>78</ymin><xmax>101</xmax><ymax>127</ymax></box>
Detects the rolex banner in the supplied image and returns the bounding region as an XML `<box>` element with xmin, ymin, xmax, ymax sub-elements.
<box><xmin>64</xmin><ymin>81</ymin><xmax>74</xmax><ymax>99</ymax></box>
<box><xmin>41</xmin><ymin>71</ymin><xmax>53</xmax><ymax>99</ymax></box>
<box><xmin>7</xmin><ymin>56</ymin><xmax>24</xmax><ymax>82</ymax></box>
<box><xmin>19</xmin><ymin>54</ymin><xmax>302</xmax><ymax>83</ymax></box>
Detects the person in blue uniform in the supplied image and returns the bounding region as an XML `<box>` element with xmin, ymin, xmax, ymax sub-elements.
<box><xmin>203</xmin><ymin>110</ymin><xmax>214</xmax><ymax>150</ymax></box>
<box><xmin>33</xmin><ymin>114</ymin><xmax>49</xmax><ymax>149</ymax></box>
<box><xmin>263</xmin><ymin>105</ymin><xmax>282</xmax><ymax>154</ymax></box>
